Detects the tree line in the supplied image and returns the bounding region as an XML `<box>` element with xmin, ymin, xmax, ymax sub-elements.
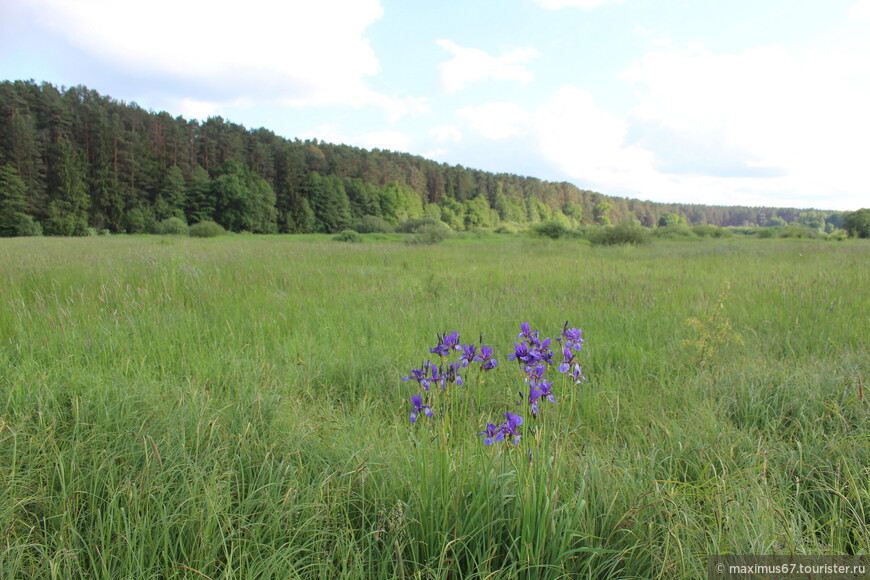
<box><xmin>0</xmin><ymin>80</ymin><xmax>851</xmax><ymax>236</ymax></box>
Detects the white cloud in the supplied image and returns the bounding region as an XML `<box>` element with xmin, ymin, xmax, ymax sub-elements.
<box><xmin>850</xmin><ymin>0</ymin><xmax>870</xmax><ymax>21</ymax></box>
<box><xmin>298</xmin><ymin>125</ymin><xmax>411</xmax><ymax>154</ymax></box>
<box><xmin>436</xmin><ymin>40</ymin><xmax>539</xmax><ymax>93</ymax></box>
<box><xmin>430</xmin><ymin>125</ymin><xmax>463</xmax><ymax>144</ymax></box>
<box><xmin>17</xmin><ymin>0</ymin><xmax>412</xmax><ymax>115</ymax></box>
<box><xmin>620</xmin><ymin>41</ymin><xmax>870</xmax><ymax>206</ymax></box>
<box><xmin>534</xmin><ymin>87</ymin><xmax>658</xmax><ymax>187</ymax></box>
<box><xmin>455</xmin><ymin>68</ymin><xmax>868</xmax><ymax>210</ymax></box>
<box><xmin>534</xmin><ymin>0</ymin><xmax>625</xmax><ymax>9</ymax></box>
<box><xmin>454</xmin><ymin>87</ymin><xmax>657</xmax><ymax>191</ymax></box>
<box><xmin>169</xmin><ymin>98</ymin><xmax>223</xmax><ymax>122</ymax></box>
<box><xmin>300</xmin><ymin>124</ymin><xmax>351</xmax><ymax>145</ymax></box>
<box><xmin>358</xmin><ymin>130</ymin><xmax>412</xmax><ymax>152</ymax></box>
<box><xmin>423</xmin><ymin>148</ymin><xmax>451</xmax><ymax>159</ymax></box>
<box><xmin>457</xmin><ymin>103</ymin><xmax>530</xmax><ymax>140</ymax></box>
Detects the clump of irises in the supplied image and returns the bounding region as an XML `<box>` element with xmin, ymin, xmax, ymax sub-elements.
<box><xmin>403</xmin><ymin>331</ymin><xmax>498</xmax><ymax>423</ymax></box>
<box><xmin>403</xmin><ymin>322</ymin><xmax>586</xmax><ymax>450</ymax></box>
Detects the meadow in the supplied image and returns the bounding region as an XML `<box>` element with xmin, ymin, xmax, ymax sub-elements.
<box><xmin>0</xmin><ymin>234</ymin><xmax>867</xmax><ymax>579</ymax></box>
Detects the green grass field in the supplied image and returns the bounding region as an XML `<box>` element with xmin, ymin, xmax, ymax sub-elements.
<box><xmin>1</xmin><ymin>235</ymin><xmax>868</xmax><ymax>579</ymax></box>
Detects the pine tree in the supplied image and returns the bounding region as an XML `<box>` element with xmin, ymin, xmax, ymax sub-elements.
<box><xmin>0</xmin><ymin>164</ymin><xmax>36</xmax><ymax>236</ymax></box>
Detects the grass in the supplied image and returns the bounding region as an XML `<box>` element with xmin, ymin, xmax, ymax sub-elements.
<box><xmin>0</xmin><ymin>234</ymin><xmax>867</xmax><ymax>578</ymax></box>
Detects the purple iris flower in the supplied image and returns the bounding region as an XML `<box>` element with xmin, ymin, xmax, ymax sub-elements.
<box><xmin>517</xmin><ymin>322</ymin><xmax>538</xmax><ymax>341</ymax></box>
<box><xmin>459</xmin><ymin>343</ymin><xmax>477</xmax><ymax>367</ymax></box>
<box><xmin>477</xmin><ymin>422</ymin><xmax>502</xmax><ymax>445</ymax></box>
<box><xmin>568</xmin><ymin>363</ymin><xmax>587</xmax><ymax>384</ymax></box>
<box><xmin>479</xmin><ymin>412</ymin><xmax>524</xmax><ymax>445</ymax></box>
<box><xmin>474</xmin><ymin>343</ymin><xmax>498</xmax><ymax>371</ymax></box>
<box><xmin>523</xmin><ymin>363</ymin><xmax>546</xmax><ymax>381</ymax></box>
<box><xmin>536</xmin><ymin>380</ymin><xmax>556</xmax><ymax>404</ymax></box>
<box><xmin>445</xmin><ymin>361</ymin><xmax>463</xmax><ymax>387</ymax></box>
<box><xmin>560</xmin><ymin>322</ymin><xmax>584</xmax><ymax>352</ymax></box>
<box><xmin>430</xmin><ymin>331</ymin><xmax>460</xmax><ymax>357</ymax></box>
<box><xmin>524</xmin><ymin>384</ymin><xmax>543</xmax><ymax>414</ymax></box>
<box><xmin>558</xmin><ymin>346</ymin><xmax>575</xmax><ymax>373</ymax></box>
<box><xmin>531</xmin><ymin>337</ymin><xmax>554</xmax><ymax>365</ymax></box>
<box><xmin>410</xmin><ymin>394</ymin><xmax>433</xmax><ymax>423</ymax></box>
<box><xmin>428</xmin><ymin>362</ymin><xmax>445</xmax><ymax>390</ymax></box>
<box><xmin>404</xmin><ymin>361</ymin><xmax>442</xmax><ymax>390</ymax></box>
<box><xmin>508</xmin><ymin>341</ymin><xmax>533</xmax><ymax>364</ymax></box>
<box><xmin>501</xmin><ymin>412</ymin><xmax>523</xmax><ymax>445</ymax></box>
<box><xmin>403</xmin><ymin>362</ymin><xmax>431</xmax><ymax>390</ymax></box>
<box><xmin>402</xmin><ymin>367</ymin><xmax>426</xmax><ymax>383</ymax></box>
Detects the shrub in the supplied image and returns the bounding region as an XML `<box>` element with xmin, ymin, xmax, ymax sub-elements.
<box><xmin>396</xmin><ymin>217</ymin><xmax>442</xmax><ymax>234</ymax></box>
<box><xmin>333</xmin><ymin>229</ymin><xmax>364</xmax><ymax>243</ymax></box>
<box><xmin>189</xmin><ymin>221</ymin><xmax>227</xmax><ymax>238</ymax></box>
<box><xmin>153</xmin><ymin>217</ymin><xmax>188</xmax><ymax>236</ymax></box>
<box><xmin>592</xmin><ymin>222</ymin><xmax>650</xmax><ymax>245</ymax></box>
<box><xmin>780</xmin><ymin>225</ymin><xmax>823</xmax><ymax>239</ymax></box>
<box><xmin>124</xmin><ymin>208</ymin><xmax>147</xmax><ymax>234</ymax></box>
<box><xmin>843</xmin><ymin>208</ymin><xmax>870</xmax><ymax>238</ymax></box>
<box><xmin>652</xmin><ymin>224</ymin><xmax>697</xmax><ymax>239</ymax></box>
<box><xmin>13</xmin><ymin>214</ymin><xmax>42</xmax><ymax>237</ymax></box>
<box><xmin>404</xmin><ymin>223</ymin><xmax>451</xmax><ymax>245</ymax></box>
<box><xmin>494</xmin><ymin>222</ymin><xmax>522</xmax><ymax>234</ymax></box>
<box><xmin>532</xmin><ymin>220</ymin><xmax>572</xmax><ymax>239</ymax></box>
<box><xmin>349</xmin><ymin>215</ymin><xmax>394</xmax><ymax>234</ymax></box>
<box><xmin>691</xmin><ymin>225</ymin><xmax>733</xmax><ymax>238</ymax></box>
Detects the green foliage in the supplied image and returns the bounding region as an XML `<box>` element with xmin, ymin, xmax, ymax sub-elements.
<box><xmin>156</xmin><ymin>165</ymin><xmax>186</xmax><ymax>221</ymax></box>
<box><xmin>494</xmin><ymin>222</ymin><xmax>523</xmax><ymax>234</ymax></box>
<box><xmin>463</xmin><ymin>194</ymin><xmax>492</xmax><ymax>228</ymax></box>
<box><xmin>691</xmin><ymin>224</ymin><xmax>733</xmax><ymax>238</ymax></box>
<box><xmin>153</xmin><ymin>216</ymin><xmax>189</xmax><ymax>235</ymax></box>
<box><xmin>562</xmin><ymin>200</ymin><xmax>584</xmax><ymax>222</ymax></box>
<box><xmin>0</xmin><ymin>164</ymin><xmax>33</xmax><ymax>236</ymax></box>
<box><xmin>532</xmin><ymin>220</ymin><xmax>572</xmax><ymax>239</ymax></box>
<box><xmin>349</xmin><ymin>214</ymin><xmax>394</xmax><ymax>233</ymax></box>
<box><xmin>843</xmin><ymin>208</ymin><xmax>870</xmax><ymax>238</ymax></box>
<box><xmin>658</xmin><ymin>212</ymin><xmax>683</xmax><ymax>227</ymax></box>
<box><xmin>123</xmin><ymin>207</ymin><xmax>148</xmax><ymax>234</ymax></box>
<box><xmin>592</xmin><ymin>221</ymin><xmax>650</xmax><ymax>245</ymax></box>
<box><xmin>780</xmin><ymin>224</ymin><xmax>824</xmax><ymax>239</ymax></box>
<box><xmin>14</xmin><ymin>214</ymin><xmax>42</xmax><ymax>236</ymax></box>
<box><xmin>333</xmin><ymin>229</ymin><xmax>364</xmax><ymax>243</ymax></box>
<box><xmin>43</xmin><ymin>137</ymin><xmax>90</xmax><ymax>236</ymax></box>
<box><xmin>343</xmin><ymin>178</ymin><xmax>380</xmax><ymax>218</ymax></box>
<box><xmin>306</xmin><ymin>172</ymin><xmax>352</xmax><ymax>233</ymax></box>
<box><xmin>211</xmin><ymin>161</ymin><xmax>277</xmax><ymax>233</ymax></box>
<box><xmin>184</xmin><ymin>165</ymin><xmax>214</xmax><ymax>225</ymax></box>
<box><xmin>395</xmin><ymin>216</ymin><xmax>442</xmax><ymax>233</ymax></box>
<box><xmin>683</xmin><ymin>281</ymin><xmax>742</xmax><ymax>366</ymax></box>
<box><xmin>652</xmin><ymin>224</ymin><xmax>698</xmax><ymax>239</ymax></box>
<box><xmin>404</xmin><ymin>222</ymin><xmax>451</xmax><ymax>244</ymax></box>
<box><xmin>765</xmin><ymin>216</ymin><xmax>787</xmax><ymax>227</ymax></box>
<box><xmin>188</xmin><ymin>220</ymin><xmax>227</xmax><ymax>238</ymax></box>
<box><xmin>593</xmin><ymin>202</ymin><xmax>612</xmax><ymax>226</ymax></box>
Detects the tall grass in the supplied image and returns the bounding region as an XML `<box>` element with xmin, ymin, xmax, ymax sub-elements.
<box><xmin>0</xmin><ymin>235</ymin><xmax>867</xmax><ymax>578</ymax></box>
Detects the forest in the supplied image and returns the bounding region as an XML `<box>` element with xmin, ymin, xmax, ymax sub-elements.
<box><xmin>0</xmin><ymin>80</ymin><xmax>849</xmax><ymax>236</ymax></box>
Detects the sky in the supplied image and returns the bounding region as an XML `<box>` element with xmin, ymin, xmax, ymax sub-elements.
<box><xmin>1</xmin><ymin>0</ymin><xmax>869</xmax><ymax>211</ymax></box>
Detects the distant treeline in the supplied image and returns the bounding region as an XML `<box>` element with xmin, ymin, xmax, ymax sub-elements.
<box><xmin>0</xmin><ymin>80</ymin><xmax>847</xmax><ymax>236</ymax></box>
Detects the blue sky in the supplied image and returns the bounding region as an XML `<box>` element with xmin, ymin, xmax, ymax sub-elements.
<box><xmin>2</xmin><ymin>0</ymin><xmax>868</xmax><ymax>210</ymax></box>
